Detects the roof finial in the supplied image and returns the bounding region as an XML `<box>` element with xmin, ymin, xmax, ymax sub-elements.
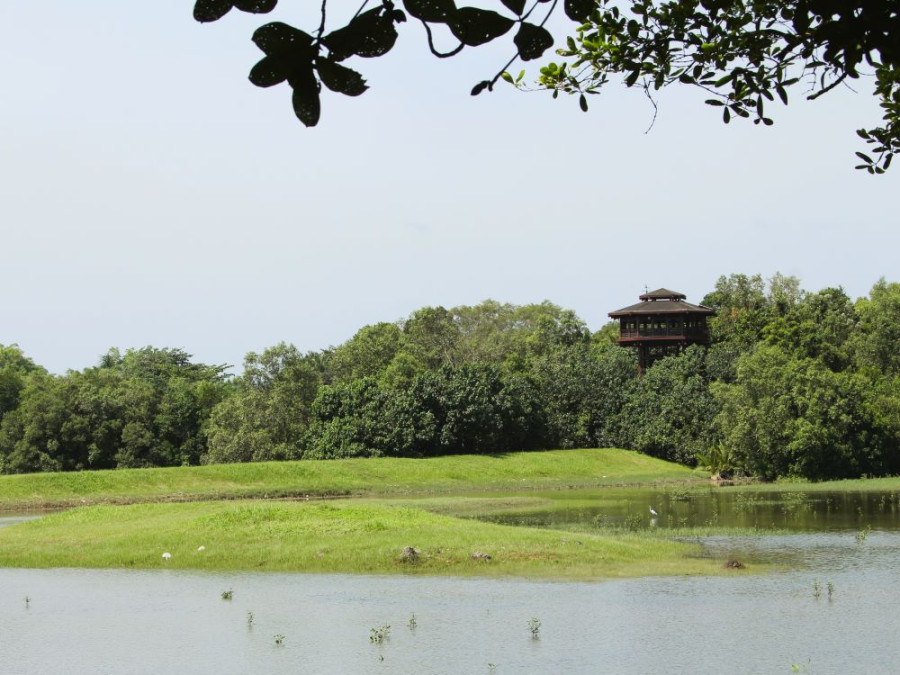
<box><xmin>644</xmin><ymin>284</ymin><xmax>649</xmax><ymax>294</ymax></box>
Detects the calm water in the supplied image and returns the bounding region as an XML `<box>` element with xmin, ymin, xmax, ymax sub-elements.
<box><xmin>476</xmin><ymin>486</ymin><xmax>900</xmax><ymax>532</ymax></box>
<box><xmin>2</xmin><ymin>490</ymin><xmax>900</xmax><ymax>674</ymax></box>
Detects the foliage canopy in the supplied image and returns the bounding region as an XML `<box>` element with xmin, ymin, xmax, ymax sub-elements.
<box><xmin>2</xmin><ymin>278</ymin><xmax>899</xmax><ymax>481</ymax></box>
<box><xmin>194</xmin><ymin>0</ymin><xmax>898</xmax><ymax>172</ymax></box>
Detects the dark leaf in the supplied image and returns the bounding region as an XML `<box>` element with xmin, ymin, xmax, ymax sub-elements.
<box><xmin>403</xmin><ymin>0</ymin><xmax>455</xmax><ymax>22</ymax></box>
<box><xmin>775</xmin><ymin>84</ymin><xmax>788</xmax><ymax>105</ymax></box>
<box><xmin>501</xmin><ymin>0</ymin><xmax>526</xmax><ymax>15</ymax></box>
<box><xmin>194</xmin><ymin>0</ymin><xmax>233</xmax><ymax>23</ymax></box>
<box><xmin>624</xmin><ymin>69</ymin><xmax>639</xmax><ymax>87</ymax></box>
<box><xmin>723</xmin><ymin>107</ymin><xmax>731</xmax><ymax>123</ymax></box>
<box><xmin>564</xmin><ymin>0</ymin><xmax>594</xmax><ymax>22</ymax></box>
<box><xmin>514</xmin><ymin>22</ymin><xmax>554</xmax><ymax>61</ymax></box>
<box><xmin>317</xmin><ymin>59</ymin><xmax>369</xmax><ymax>96</ymax></box>
<box><xmin>249</xmin><ymin>55</ymin><xmax>287</xmax><ymax>87</ymax></box>
<box><xmin>471</xmin><ymin>80</ymin><xmax>490</xmax><ymax>96</ymax></box>
<box><xmin>704</xmin><ymin>99</ymin><xmax>725</xmax><ymax>106</ymax></box>
<box><xmin>579</xmin><ymin>93</ymin><xmax>588</xmax><ymax>112</ymax></box>
<box><xmin>252</xmin><ymin>22</ymin><xmax>314</xmax><ymax>57</ymax></box>
<box><xmin>324</xmin><ymin>8</ymin><xmax>400</xmax><ymax>61</ymax></box>
<box><xmin>448</xmin><ymin>8</ymin><xmax>515</xmax><ymax>47</ymax></box>
<box><xmin>855</xmin><ymin>151</ymin><xmax>873</xmax><ymax>163</ymax></box>
<box><xmin>885</xmin><ymin>154</ymin><xmax>893</xmax><ymax>170</ymax></box>
<box><xmin>234</xmin><ymin>0</ymin><xmax>278</xmax><ymax>13</ymax></box>
<box><xmin>290</xmin><ymin>67</ymin><xmax>321</xmax><ymax>127</ymax></box>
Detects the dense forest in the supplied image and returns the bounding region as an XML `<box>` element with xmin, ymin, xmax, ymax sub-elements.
<box><xmin>1</xmin><ymin>274</ymin><xmax>898</xmax><ymax>481</ymax></box>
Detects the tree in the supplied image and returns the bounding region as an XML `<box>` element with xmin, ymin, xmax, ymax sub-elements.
<box><xmin>616</xmin><ymin>345</ymin><xmax>719</xmax><ymax>465</ymax></box>
<box><xmin>194</xmin><ymin>0</ymin><xmax>898</xmax><ymax>171</ymax></box>
<box><xmin>0</xmin><ymin>348</ymin><xmax>231</xmax><ymax>473</ymax></box>
<box><xmin>0</xmin><ymin>344</ymin><xmax>44</xmax><ymax>420</ymax></box>
<box><xmin>304</xmin><ymin>363</ymin><xmax>543</xmax><ymax>458</ymax></box>
<box><xmin>529</xmin><ymin>341</ymin><xmax>636</xmax><ymax>448</ymax></box>
<box><xmin>401</xmin><ymin>306</ymin><xmax>461</xmax><ymax>371</ymax></box>
<box><xmin>714</xmin><ymin>344</ymin><xmax>891</xmax><ymax>480</ymax></box>
<box><xmin>327</xmin><ymin>322</ymin><xmax>404</xmax><ymax>384</ymax></box>
<box><xmin>853</xmin><ymin>278</ymin><xmax>900</xmax><ymax>376</ymax></box>
<box><xmin>702</xmin><ymin>273</ymin><xmax>771</xmax><ymax>348</ymax></box>
<box><xmin>205</xmin><ymin>343</ymin><xmax>321</xmax><ymax>463</ymax></box>
<box><xmin>762</xmin><ymin>286</ymin><xmax>858</xmax><ymax>371</ymax></box>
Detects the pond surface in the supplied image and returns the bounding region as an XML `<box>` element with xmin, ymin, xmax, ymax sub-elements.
<box><xmin>472</xmin><ymin>486</ymin><xmax>900</xmax><ymax>532</ymax></box>
<box><xmin>0</xmin><ymin>514</ymin><xmax>45</xmax><ymax>530</ymax></box>
<box><xmin>2</xmin><ymin>489</ymin><xmax>900</xmax><ymax>674</ymax></box>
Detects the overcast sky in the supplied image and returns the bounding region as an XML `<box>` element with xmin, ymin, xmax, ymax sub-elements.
<box><xmin>1</xmin><ymin>2</ymin><xmax>897</xmax><ymax>374</ymax></box>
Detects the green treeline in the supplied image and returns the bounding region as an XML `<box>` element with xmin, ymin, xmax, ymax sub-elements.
<box><xmin>1</xmin><ymin>275</ymin><xmax>898</xmax><ymax>481</ymax></box>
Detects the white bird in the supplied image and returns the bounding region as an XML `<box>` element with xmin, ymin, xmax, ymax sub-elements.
<box><xmin>197</xmin><ymin>546</ymin><xmax>206</xmax><ymax>552</ymax></box>
<box><xmin>649</xmin><ymin>506</ymin><xmax>659</xmax><ymax>517</ymax></box>
<box><xmin>162</xmin><ymin>552</ymin><xmax>171</xmax><ymax>561</ymax></box>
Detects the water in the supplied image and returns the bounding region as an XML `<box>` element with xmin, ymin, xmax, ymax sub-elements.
<box><xmin>0</xmin><ymin>515</ymin><xmax>43</xmax><ymax>530</ymax></box>
<box><xmin>473</xmin><ymin>486</ymin><xmax>900</xmax><ymax>532</ymax></box>
<box><xmin>2</xmin><ymin>491</ymin><xmax>900</xmax><ymax>674</ymax></box>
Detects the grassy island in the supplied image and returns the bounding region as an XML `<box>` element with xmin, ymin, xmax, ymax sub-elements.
<box><xmin>0</xmin><ymin>449</ymin><xmax>743</xmax><ymax>579</ymax></box>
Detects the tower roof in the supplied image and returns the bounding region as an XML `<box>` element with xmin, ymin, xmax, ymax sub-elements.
<box><xmin>639</xmin><ymin>288</ymin><xmax>686</xmax><ymax>301</ymax></box>
<box><xmin>608</xmin><ymin>289</ymin><xmax>715</xmax><ymax>317</ymax></box>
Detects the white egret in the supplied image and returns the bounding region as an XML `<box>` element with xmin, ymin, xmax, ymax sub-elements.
<box><xmin>649</xmin><ymin>506</ymin><xmax>658</xmax><ymax>517</ymax></box>
<box><xmin>162</xmin><ymin>552</ymin><xmax>171</xmax><ymax>561</ymax></box>
<box><xmin>197</xmin><ymin>546</ymin><xmax>206</xmax><ymax>552</ymax></box>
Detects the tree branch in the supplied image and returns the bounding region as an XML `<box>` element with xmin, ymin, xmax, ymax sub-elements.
<box><xmin>317</xmin><ymin>0</ymin><xmax>328</xmax><ymax>38</ymax></box>
<box><xmin>352</xmin><ymin>0</ymin><xmax>371</xmax><ymax>21</ymax></box>
<box><xmin>807</xmin><ymin>71</ymin><xmax>848</xmax><ymax>101</ymax></box>
<box><xmin>421</xmin><ymin>20</ymin><xmax>464</xmax><ymax>59</ymax></box>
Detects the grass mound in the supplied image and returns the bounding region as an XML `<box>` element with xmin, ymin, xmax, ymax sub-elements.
<box><xmin>0</xmin><ymin>448</ymin><xmax>700</xmax><ymax>510</ymax></box>
<box><xmin>0</xmin><ymin>500</ymin><xmax>726</xmax><ymax>579</ymax></box>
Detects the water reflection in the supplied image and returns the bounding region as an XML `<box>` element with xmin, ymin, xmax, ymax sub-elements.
<box><xmin>0</xmin><ymin>515</ymin><xmax>44</xmax><ymax>530</ymax></box>
<box><xmin>476</xmin><ymin>488</ymin><xmax>900</xmax><ymax>533</ymax></box>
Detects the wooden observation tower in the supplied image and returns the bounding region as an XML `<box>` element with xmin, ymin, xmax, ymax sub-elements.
<box><xmin>608</xmin><ymin>288</ymin><xmax>715</xmax><ymax>374</ymax></box>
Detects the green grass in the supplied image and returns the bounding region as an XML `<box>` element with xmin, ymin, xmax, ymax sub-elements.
<box><xmin>0</xmin><ymin>448</ymin><xmax>700</xmax><ymax>510</ymax></box>
<box><xmin>0</xmin><ymin>499</ymin><xmax>732</xmax><ymax>579</ymax></box>
<box><xmin>0</xmin><ymin>450</ymin><xmax>773</xmax><ymax>579</ymax></box>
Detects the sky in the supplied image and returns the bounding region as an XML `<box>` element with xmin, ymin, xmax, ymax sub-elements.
<box><xmin>1</xmin><ymin>2</ymin><xmax>897</xmax><ymax>374</ymax></box>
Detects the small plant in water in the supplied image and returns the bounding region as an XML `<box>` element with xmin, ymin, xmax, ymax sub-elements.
<box><xmin>812</xmin><ymin>579</ymin><xmax>821</xmax><ymax>599</ymax></box>
<box><xmin>370</xmin><ymin>624</ymin><xmax>391</xmax><ymax>644</ymax></box>
<box><xmin>781</xmin><ymin>491</ymin><xmax>810</xmax><ymax>516</ymax></box>
<box><xmin>667</xmin><ymin>486</ymin><xmax>693</xmax><ymax>502</ymax></box>
<box><xmin>592</xmin><ymin>513</ymin><xmax>609</xmax><ymax>529</ymax></box>
<box><xmin>488</xmin><ymin>664</ymin><xmax>497</xmax><ymax>674</ymax></box>
<box><xmin>274</xmin><ymin>634</ymin><xmax>285</xmax><ymax>646</ymax></box>
<box><xmin>221</xmin><ymin>589</ymin><xmax>233</xmax><ymax>600</ymax></box>
<box><xmin>855</xmin><ymin>524</ymin><xmax>872</xmax><ymax>544</ymax></box>
<box><xmin>247</xmin><ymin>611</ymin><xmax>255</xmax><ymax>627</ymax></box>
<box><xmin>407</xmin><ymin>613</ymin><xmax>417</xmax><ymax>630</ymax></box>
<box><xmin>24</xmin><ymin>596</ymin><xmax>30</xmax><ymax>608</ymax></box>
<box><xmin>827</xmin><ymin>581</ymin><xmax>835</xmax><ymax>600</ymax></box>
<box><xmin>623</xmin><ymin>513</ymin><xmax>643</xmax><ymax>531</ymax></box>
<box><xmin>527</xmin><ymin>617</ymin><xmax>541</xmax><ymax>639</ymax></box>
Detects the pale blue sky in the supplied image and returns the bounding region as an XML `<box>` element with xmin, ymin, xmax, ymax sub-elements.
<box><xmin>1</xmin><ymin>2</ymin><xmax>897</xmax><ymax>374</ymax></box>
